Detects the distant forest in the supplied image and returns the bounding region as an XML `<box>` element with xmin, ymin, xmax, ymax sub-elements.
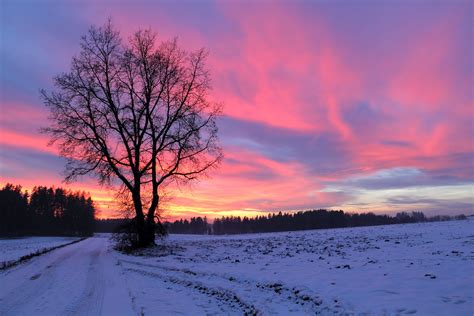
<box><xmin>95</xmin><ymin>217</ymin><xmax>211</xmax><ymax>235</ymax></box>
<box><xmin>0</xmin><ymin>184</ymin><xmax>95</xmax><ymax>237</ymax></box>
<box><xmin>165</xmin><ymin>210</ymin><xmax>466</xmax><ymax>235</ymax></box>
<box><xmin>93</xmin><ymin>210</ymin><xmax>467</xmax><ymax>235</ymax></box>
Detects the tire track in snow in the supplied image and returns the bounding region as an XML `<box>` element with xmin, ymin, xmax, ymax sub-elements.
<box><xmin>119</xmin><ymin>259</ymin><xmax>345</xmax><ymax>314</ymax></box>
<box><xmin>123</xmin><ymin>265</ymin><xmax>259</xmax><ymax>315</ymax></box>
<box><xmin>0</xmin><ymin>241</ymin><xmax>86</xmax><ymax>314</ymax></box>
<box><xmin>63</xmin><ymin>246</ymin><xmax>106</xmax><ymax>315</ymax></box>
<box><xmin>0</xmin><ymin>238</ymin><xmax>133</xmax><ymax>316</ymax></box>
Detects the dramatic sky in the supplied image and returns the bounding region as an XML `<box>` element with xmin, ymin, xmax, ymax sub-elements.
<box><xmin>1</xmin><ymin>0</ymin><xmax>473</xmax><ymax>219</ymax></box>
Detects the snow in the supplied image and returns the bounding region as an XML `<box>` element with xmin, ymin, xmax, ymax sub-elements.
<box><xmin>0</xmin><ymin>236</ymin><xmax>80</xmax><ymax>265</ymax></box>
<box><xmin>120</xmin><ymin>219</ymin><xmax>474</xmax><ymax>315</ymax></box>
<box><xmin>0</xmin><ymin>236</ymin><xmax>134</xmax><ymax>315</ymax></box>
<box><xmin>0</xmin><ymin>219</ymin><xmax>473</xmax><ymax>315</ymax></box>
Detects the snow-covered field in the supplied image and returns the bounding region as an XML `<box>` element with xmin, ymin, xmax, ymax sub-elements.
<box><xmin>0</xmin><ymin>236</ymin><xmax>80</xmax><ymax>266</ymax></box>
<box><xmin>0</xmin><ymin>219</ymin><xmax>473</xmax><ymax>315</ymax></box>
<box><xmin>121</xmin><ymin>218</ymin><xmax>474</xmax><ymax>315</ymax></box>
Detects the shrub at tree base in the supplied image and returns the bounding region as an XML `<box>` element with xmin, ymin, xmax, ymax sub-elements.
<box><xmin>112</xmin><ymin>218</ymin><xmax>167</xmax><ymax>252</ymax></box>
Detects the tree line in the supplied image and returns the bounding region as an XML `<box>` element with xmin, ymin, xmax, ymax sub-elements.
<box><xmin>163</xmin><ymin>209</ymin><xmax>466</xmax><ymax>235</ymax></box>
<box><xmin>95</xmin><ymin>218</ymin><xmax>128</xmax><ymax>233</ymax></box>
<box><xmin>96</xmin><ymin>217</ymin><xmax>211</xmax><ymax>234</ymax></box>
<box><xmin>3</xmin><ymin>182</ymin><xmax>463</xmax><ymax>237</ymax></box>
<box><xmin>0</xmin><ymin>183</ymin><xmax>95</xmax><ymax>236</ymax></box>
<box><xmin>165</xmin><ymin>217</ymin><xmax>210</xmax><ymax>234</ymax></box>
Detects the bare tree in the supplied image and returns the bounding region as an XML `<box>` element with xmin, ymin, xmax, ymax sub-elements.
<box><xmin>42</xmin><ymin>21</ymin><xmax>222</xmax><ymax>247</ymax></box>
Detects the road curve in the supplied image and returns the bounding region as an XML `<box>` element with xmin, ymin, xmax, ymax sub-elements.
<box><xmin>0</xmin><ymin>237</ymin><xmax>135</xmax><ymax>316</ymax></box>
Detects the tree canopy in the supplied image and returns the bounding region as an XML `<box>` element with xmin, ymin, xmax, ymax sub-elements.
<box><xmin>42</xmin><ymin>21</ymin><xmax>222</xmax><ymax>247</ymax></box>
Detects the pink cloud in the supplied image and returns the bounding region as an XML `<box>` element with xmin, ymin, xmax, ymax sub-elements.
<box><xmin>2</xmin><ymin>1</ymin><xmax>471</xmax><ymax>218</ymax></box>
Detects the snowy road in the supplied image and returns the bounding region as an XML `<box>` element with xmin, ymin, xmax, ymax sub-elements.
<box><xmin>0</xmin><ymin>237</ymin><xmax>134</xmax><ymax>316</ymax></box>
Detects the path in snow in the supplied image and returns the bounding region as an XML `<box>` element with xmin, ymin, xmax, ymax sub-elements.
<box><xmin>0</xmin><ymin>237</ymin><xmax>134</xmax><ymax>316</ymax></box>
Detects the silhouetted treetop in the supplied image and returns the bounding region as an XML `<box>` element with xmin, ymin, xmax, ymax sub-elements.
<box><xmin>0</xmin><ymin>183</ymin><xmax>95</xmax><ymax>236</ymax></box>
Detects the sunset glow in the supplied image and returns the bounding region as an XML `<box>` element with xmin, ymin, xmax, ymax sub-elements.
<box><xmin>1</xmin><ymin>0</ymin><xmax>473</xmax><ymax>220</ymax></box>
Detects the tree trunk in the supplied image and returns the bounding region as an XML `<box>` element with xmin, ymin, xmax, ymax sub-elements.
<box><xmin>132</xmin><ymin>190</ymin><xmax>155</xmax><ymax>247</ymax></box>
<box><xmin>137</xmin><ymin>222</ymin><xmax>155</xmax><ymax>247</ymax></box>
